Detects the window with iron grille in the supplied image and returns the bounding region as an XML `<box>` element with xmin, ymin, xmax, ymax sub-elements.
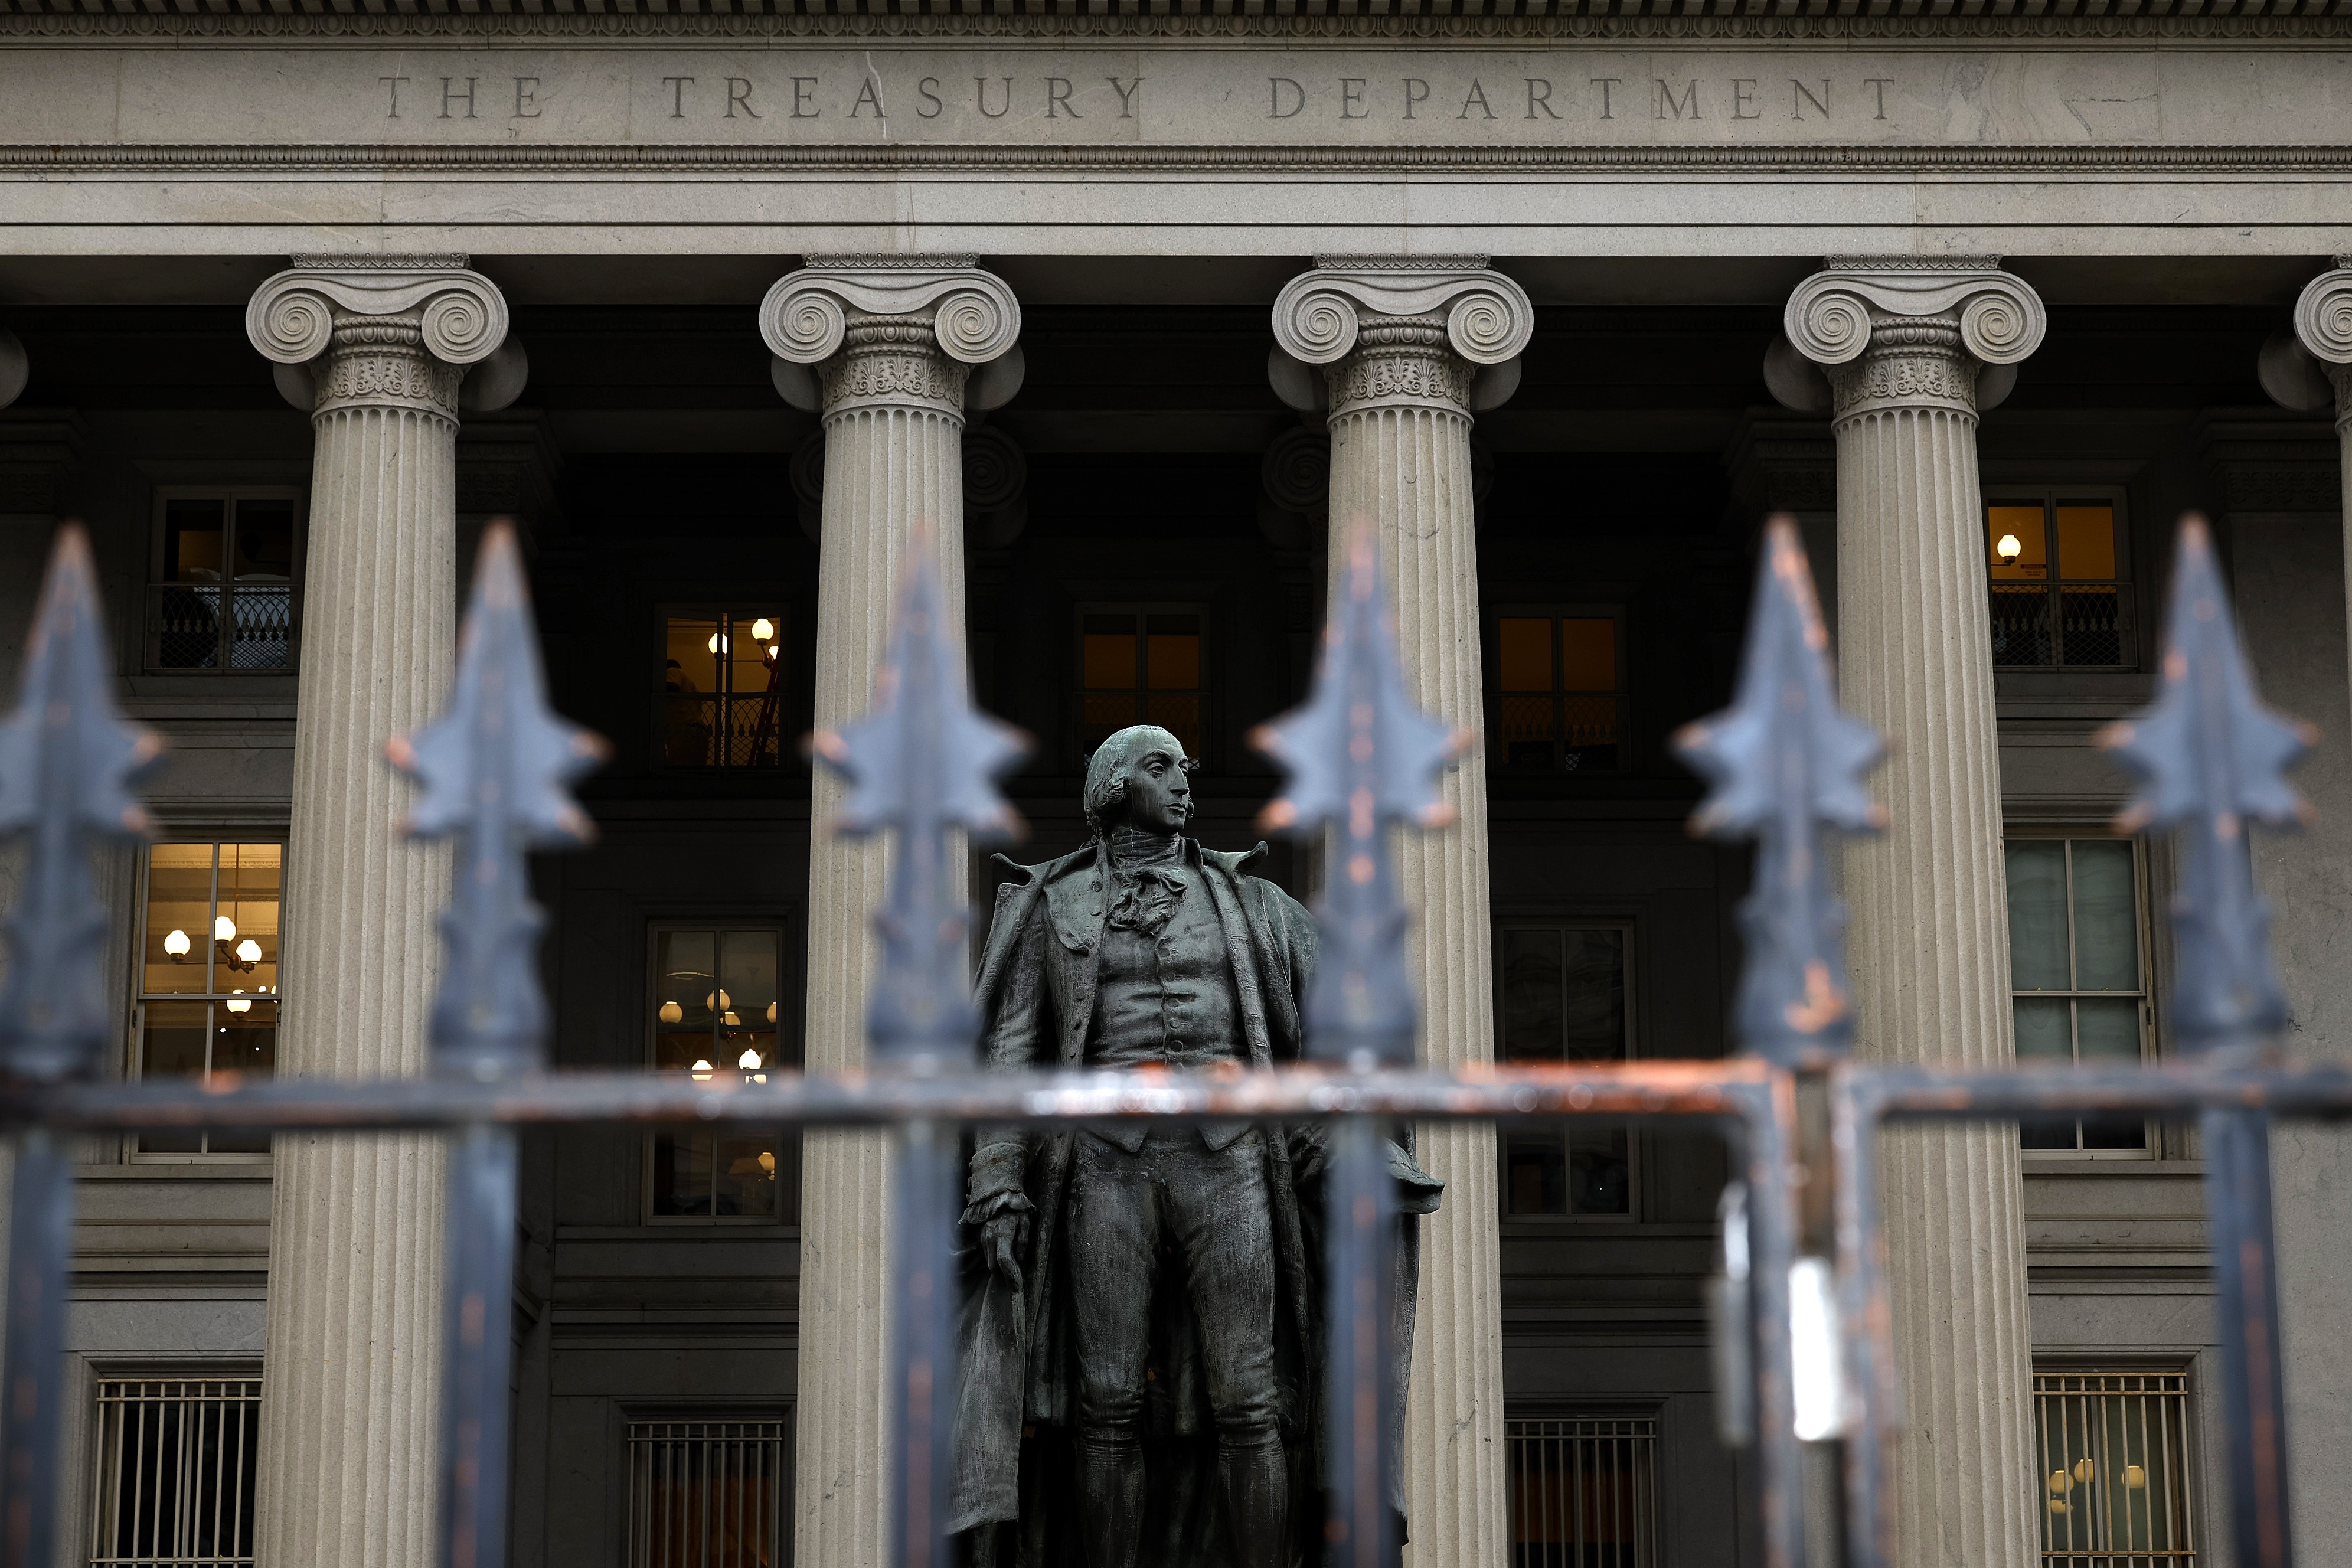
<box><xmin>1987</xmin><ymin>492</ymin><xmax>2135</xmax><ymax>670</ymax></box>
<box><xmin>2035</xmin><ymin>1370</ymin><xmax>2198</xmax><ymax>1566</ymax></box>
<box><xmin>146</xmin><ymin>491</ymin><xmax>301</xmax><ymax>674</ymax></box>
<box><xmin>1505</xmin><ymin>1413</ymin><xmax>1660</xmax><ymax>1568</ymax></box>
<box><xmin>647</xmin><ymin>925</ymin><xmax>794</xmax><ymax>1222</ymax></box>
<box><xmin>133</xmin><ymin>843</ymin><xmax>282</xmax><ymax>1158</ymax></box>
<box><xmin>1489</xmin><ymin>612</ymin><xmax>1627</xmax><ymax>775</ymax></box>
<box><xmin>660</xmin><ymin>609</ymin><xmax>789</xmax><ymax>769</ymax></box>
<box><xmin>87</xmin><ymin>1375</ymin><xmax>261</xmax><ymax>1568</ymax></box>
<box><xmin>625</xmin><ymin>1418</ymin><xmax>788</xmax><ymax>1568</ymax></box>
<box><xmin>1497</xmin><ymin>921</ymin><xmax>1635</xmax><ymax>1217</ymax></box>
<box><xmin>1076</xmin><ymin>606</ymin><xmax>1206</xmax><ymax>766</ymax></box>
<box><xmin>2005</xmin><ymin>837</ymin><xmax>2154</xmax><ymax>1155</ymax></box>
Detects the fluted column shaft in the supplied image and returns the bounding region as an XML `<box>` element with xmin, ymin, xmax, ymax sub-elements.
<box><xmin>1789</xmin><ymin>264</ymin><xmax>2045</xmax><ymax>1568</ymax></box>
<box><xmin>1279</xmin><ymin>260</ymin><xmax>1532</xmax><ymax>1568</ymax></box>
<box><xmin>244</xmin><ymin>260</ymin><xmax>509</xmax><ymax>1568</ymax></box>
<box><xmin>763</xmin><ymin>260</ymin><xmax>1018</xmax><ymax>1568</ymax></box>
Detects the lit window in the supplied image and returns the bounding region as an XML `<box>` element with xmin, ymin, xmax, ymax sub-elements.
<box><xmin>648</xmin><ymin>927</ymin><xmax>791</xmax><ymax>1221</ymax></box>
<box><xmin>660</xmin><ymin>609</ymin><xmax>787</xmax><ymax>768</ymax></box>
<box><xmin>135</xmin><ymin>844</ymin><xmax>280</xmax><ymax>1157</ymax></box>
<box><xmin>624</xmin><ymin>1417</ymin><xmax>785</xmax><ymax>1568</ymax></box>
<box><xmin>1078</xmin><ymin>608</ymin><xmax>1205</xmax><ymax>765</ymax></box>
<box><xmin>1506</xmin><ymin>1412</ymin><xmax>1660</xmax><ymax>1567</ymax></box>
<box><xmin>2007</xmin><ymin>838</ymin><xmax>2151</xmax><ymax>1154</ymax></box>
<box><xmin>148</xmin><ymin>492</ymin><xmax>300</xmax><ymax>673</ymax></box>
<box><xmin>1491</xmin><ymin>613</ymin><xmax>1625</xmax><ymax>773</ymax></box>
<box><xmin>89</xmin><ymin>1374</ymin><xmax>262</xmax><ymax>1568</ymax></box>
<box><xmin>1497</xmin><ymin>922</ymin><xmax>1633</xmax><ymax>1216</ymax></box>
<box><xmin>1987</xmin><ymin>495</ymin><xmax>2135</xmax><ymax>669</ymax></box>
<box><xmin>2034</xmin><ymin>1369</ymin><xmax>2197</xmax><ymax>1566</ymax></box>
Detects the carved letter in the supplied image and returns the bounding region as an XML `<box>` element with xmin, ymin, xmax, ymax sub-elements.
<box><xmin>1047</xmin><ymin>77</ymin><xmax>1080</xmax><ymax>119</ymax></box>
<box><xmin>1866</xmin><ymin>77</ymin><xmax>1893</xmax><ymax>119</ymax></box>
<box><xmin>1403</xmin><ymin>78</ymin><xmax>1430</xmax><ymax>119</ymax></box>
<box><xmin>919</xmin><ymin>77</ymin><xmax>943</xmax><ymax>118</ymax></box>
<box><xmin>1268</xmin><ymin>77</ymin><xmax>1305</xmax><ymax>119</ymax></box>
<box><xmin>977</xmin><ymin>77</ymin><xmax>1012</xmax><ymax>118</ymax></box>
<box><xmin>513</xmin><ymin>77</ymin><xmax>542</xmax><ymax>118</ymax></box>
<box><xmin>1525</xmin><ymin>78</ymin><xmax>1559</xmax><ymax>120</ymax></box>
<box><xmin>1655</xmin><ymin>79</ymin><xmax>1700</xmax><ymax>120</ymax></box>
<box><xmin>1459</xmin><ymin>78</ymin><xmax>1495</xmax><ymax>120</ymax></box>
<box><xmin>1341</xmin><ymin>78</ymin><xmax>1368</xmax><ymax>119</ymax></box>
<box><xmin>792</xmin><ymin>77</ymin><xmax>818</xmax><ymax>117</ymax></box>
<box><xmin>727</xmin><ymin>78</ymin><xmax>762</xmax><ymax>119</ymax></box>
<box><xmin>850</xmin><ymin>76</ymin><xmax>886</xmax><ymax>118</ymax></box>
<box><xmin>1792</xmin><ymin>79</ymin><xmax>1830</xmax><ymax>120</ymax></box>
<box><xmin>1733</xmin><ymin>79</ymin><xmax>1759</xmax><ymax>119</ymax></box>
<box><xmin>1108</xmin><ymin>76</ymin><xmax>1144</xmax><ymax>119</ymax></box>
<box><xmin>663</xmin><ymin>76</ymin><xmax>693</xmax><ymax>119</ymax></box>
<box><xmin>440</xmin><ymin>77</ymin><xmax>479</xmax><ymax>120</ymax></box>
<box><xmin>1591</xmin><ymin>77</ymin><xmax>1620</xmax><ymax>119</ymax></box>
<box><xmin>380</xmin><ymin>76</ymin><xmax>409</xmax><ymax>119</ymax></box>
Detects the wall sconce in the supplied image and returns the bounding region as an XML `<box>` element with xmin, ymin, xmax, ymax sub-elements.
<box><xmin>1996</xmin><ymin>533</ymin><xmax>2024</xmax><ymax>566</ymax></box>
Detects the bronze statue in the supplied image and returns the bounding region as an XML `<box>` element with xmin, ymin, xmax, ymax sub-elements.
<box><xmin>950</xmin><ymin>725</ymin><xmax>1441</xmax><ymax>1568</ymax></box>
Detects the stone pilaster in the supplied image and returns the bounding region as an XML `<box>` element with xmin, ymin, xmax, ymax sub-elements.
<box><xmin>243</xmin><ymin>257</ymin><xmax>510</xmax><ymax>1568</ymax></box>
<box><xmin>1273</xmin><ymin>257</ymin><xmax>1532</xmax><ymax>1568</ymax></box>
<box><xmin>1785</xmin><ymin>260</ymin><xmax>2045</xmax><ymax>1568</ymax></box>
<box><xmin>761</xmin><ymin>256</ymin><xmax>1020</xmax><ymax>1568</ymax></box>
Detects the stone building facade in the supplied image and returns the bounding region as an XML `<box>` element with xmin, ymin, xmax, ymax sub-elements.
<box><xmin>2</xmin><ymin>5</ymin><xmax>2351</xmax><ymax>1567</ymax></box>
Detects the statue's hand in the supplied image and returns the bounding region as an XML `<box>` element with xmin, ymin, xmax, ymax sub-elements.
<box><xmin>982</xmin><ymin>1207</ymin><xmax>1028</xmax><ymax>1287</ymax></box>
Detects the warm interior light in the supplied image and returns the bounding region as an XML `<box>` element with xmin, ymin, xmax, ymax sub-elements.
<box><xmin>2073</xmin><ymin>1459</ymin><xmax>2095</xmax><ymax>1485</ymax></box>
<box><xmin>757</xmin><ymin>1151</ymin><xmax>776</xmax><ymax>1174</ymax></box>
<box><xmin>236</xmin><ymin>938</ymin><xmax>262</xmax><ymax>964</ymax></box>
<box><xmin>2123</xmin><ymin>1464</ymin><xmax>2147</xmax><ymax>1491</ymax></box>
<box><xmin>705</xmin><ymin>989</ymin><xmax>731</xmax><ymax>1011</ymax></box>
<box><xmin>163</xmin><ymin>929</ymin><xmax>191</xmax><ymax>957</ymax></box>
<box><xmin>707</xmin><ymin>633</ymin><xmax>729</xmax><ymax>654</ymax></box>
<box><xmin>1995</xmin><ymin>533</ymin><xmax>2023</xmax><ymax>565</ymax></box>
<box><xmin>2049</xmin><ymin>1470</ymin><xmax>2072</xmax><ymax>1496</ymax></box>
<box><xmin>738</xmin><ymin>1047</ymin><xmax>762</xmax><ymax>1070</ymax></box>
<box><xmin>723</xmin><ymin>1011</ymin><xmax>740</xmax><ymax>1027</ymax></box>
<box><xmin>752</xmin><ymin>618</ymin><xmax>775</xmax><ymax>641</ymax></box>
<box><xmin>224</xmin><ymin>991</ymin><xmax>251</xmax><ymax>1015</ymax></box>
<box><xmin>214</xmin><ymin>915</ymin><xmax>237</xmax><ymax>942</ymax></box>
<box><xmin>659</xmin><ymin>1000</ymin><xmax>683</xmax><ymax>1024</ymax></box>
<box><xmin>691</xmin><ymin>1059</ymin><xmax>713</xmax><ymax>1080</ymax></box>
<box><xmin>766</xmin><ymin>1002</ymin><xmax>778</xmax><ymax>1023</ymax></box>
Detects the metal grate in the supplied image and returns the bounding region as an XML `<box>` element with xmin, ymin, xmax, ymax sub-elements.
<box><xmin>2035</xmin><ymin>1371</ymin><xmax>2198</xmax><ymax>1567</ymax></box>
<box><xmin>87</xmin><ymin>1377</ymin><xmax>260</xmax><ymax>1568</ymax></box>
<box><xmin>625</xmin><ymin>1419</ymin><xmax>786</xmax><ymax>1568</ymax></box>
<box><xmin>1506</xmin><ymin>1415</ymin><xmax>1660</xmax><ymax>1568</ymax></box>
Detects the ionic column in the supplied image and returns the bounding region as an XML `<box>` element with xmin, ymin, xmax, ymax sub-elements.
<box><xmin>1273</xmin><ymin>258</ymin><xmax>1532</xmax><ymax>1568</ymax></box>
<box><xmin>243</xmin><ymin>258</ymin><xmax>511</xmax><ymax>1568</ymax></box>
<box><xmin>760</xmin><ymin>258</ymin><xmax>1021</xmax><ymax>1568</ymax></box>
<box><xmin>1784</xmin><ymin>262</ymin><xmax>2046</xmax><ymax>1568</ymax></box>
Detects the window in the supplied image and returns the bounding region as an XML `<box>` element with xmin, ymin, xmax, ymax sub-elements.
<box><xmin>1506</xmin><ymin>1413</ymin><xmax>1660</xmax><ymax>1568</ymax></box>
<box><xmin>2007</xmin><ymin>838</ymin><xmax>2151</xmax><ymax>1155</ymax></box>
<box><xmin>649</xmin><ymin>927</ymin><xmax>790</xmax><ymax>1221</ymax></box>
<box><xmin>661</xmin><ymin>609</ymin><xmax>788</xmax><ymax>768</ymax></box>
<box><xmin>2034</xmin><ymin>1370</ymin><xmax>2197</xmax><ymax>1566</ymax></box>
<box><xmin>148</xmin><ymin>492</ymin><xmax>300</xmax><ymax>672</ymax></box>
<box><xmin>1497</xmin><ymin>922</ymin><xmax>1634</xmax><ymax>1216</ymax></box>
<box><xmin>1078</xmin><ymin>608</ymin><xmax>1205</xmax><ymax>764</ymax></box>
<box><xmin>135</xmin><ymin>845</ymin><xmax>280</xmax><ymax>1157</ymax></box>
<box><xmin>624</xmin><ymin>1417</ymin><xmax>787</xmax><ymax>1568</ymax></box>
<box><xmin>88</xmin><ymin>1374</ymin><xmax>262</xmax><ymax>1568</ymax></box>
<box><xmin>1987</xmin><ymin>494</ymin><xmax>2135</xmax><ymax>669</ymax></box>
<box><xmin>1491</xmin><ymin>613</ymin><xmax>1626</xmax><ymax>773</ymax></box>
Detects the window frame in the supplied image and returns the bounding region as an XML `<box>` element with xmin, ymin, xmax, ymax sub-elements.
<box><xmin>2005</xmin><ymin>829</ymin><xmax>2160</xmax><ymax>1161</ymax></box>
<box><xmin>144</xmin><ymin>485</ymin><xmax>308</xmax><ymax>677</ymax></box>
<box><xmin>1492</xmin><ymin>914</ymin><xmax>1643</xmax><ymax>1223</ymax></box>
<box><xmin>1071</xmin><ymin>600</ymin><xmax>1213</xmax><ymax>770</ymax></box>
<box><xmin>641</xmin><ymin>919</ymin><xmax>798</xmax><ymax>1227</ymax></box>
<box><xmin>1502</xmin><ymin>1403</ymin><xmax>1665</xmax><ymax>1568</ymax></box>
<box><xmin>652</xmin><ymin>604</ymin><xmax>792</xmax><ymax>772</ymax></box>
<box><xmin>128</xmin><ymin>838</ymin><xmax>287</xmax><ymax>1164</ymax></box>
<box><xmin>2028</xmin><ymin>1363</ymin><xmax>2202</xmax><ymax>1567</ymax></box>
<box><xmin>619</xmin><ymin>1403</ymin><xmax>793</xmax><ymax>1568</ymax></box>
<box><xmin>1484</xmin><ymin>606</ymin><xmax>1632</xmax><ymax>776</ymax></box>
<box><xmin>81</xmin><ymin>1361</ymin><xmax>266</xmax><ymax>1568</ymax></box>
<box><xmin>1984</xmin><ymin>484</ymin><xmax>2137</xmax><ymax>672</ymax></box>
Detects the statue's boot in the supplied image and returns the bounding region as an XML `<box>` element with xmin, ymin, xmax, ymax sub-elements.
<box><xmin>1218</xmin><ymin>1438</ymin><xmax>1289</xmax><ymax>1568</ymax></box>
<box><xmin>1075</xmin><ymin>1435</ymin><xmax>1146</xmax><ymax>1568</ymax></box>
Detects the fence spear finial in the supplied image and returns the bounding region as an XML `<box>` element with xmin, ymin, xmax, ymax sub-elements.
<box><xmin>1674</xmin><ymin>517</ymin><xmax>1884</xmax><ymax>1064</ymax></box>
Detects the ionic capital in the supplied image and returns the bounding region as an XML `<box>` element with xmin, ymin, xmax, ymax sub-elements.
<box><xmin>761</xmin><ymin>257</ymin><xmax>1021</xmax><ymax>419</ymax></box>
<box><xmin>1784</xmin><ymin>260</ymin><xmax>2043</xmax><ymax>422</ymax></box>
<box><xmin>1272</xmin><ymin>258</ymin><xmax>1532</xmax><ymax>420</ymax></box>
<box><xmin>246</xmin><ymin>256</ymin><xmax>509</xmax><ymax>422</ymax></box>
<box><xmin>2291</xmin><ymin>259</ymin><xmax>2352</xmax><ymax>368</ymax></box>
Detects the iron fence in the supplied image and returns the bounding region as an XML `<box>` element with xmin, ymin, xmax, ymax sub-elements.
<box><xmin>0</xmin><ymin>507</ymin><xmax>2333</xmax><ymax>1568</ymax></box>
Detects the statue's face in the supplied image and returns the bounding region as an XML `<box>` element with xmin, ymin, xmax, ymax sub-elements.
<box><xmin>1118</xmin><ymin>742</ymin><xmax>1193</xmax><ymax>834</ymax></box>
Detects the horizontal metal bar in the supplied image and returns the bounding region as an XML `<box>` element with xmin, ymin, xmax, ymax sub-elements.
<box><xmin>0</xmin><ymin>1060</ymin><xmax>1782</xmax><ymax>1133</ymax></box>
<box><xmin>1851</xmin><ymin>1063</ymin><xmax>2352</xmax><ymax>1120</ymax></box>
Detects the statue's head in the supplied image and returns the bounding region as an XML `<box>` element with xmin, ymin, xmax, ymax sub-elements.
<box><xmin>1083</xmin><ymin>725</ymin><xmax>1196</xmax><ymax>836</ymax></box>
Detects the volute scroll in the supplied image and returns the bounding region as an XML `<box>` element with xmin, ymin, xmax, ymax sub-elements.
<box><xmin>244</xmin><ymin>262</ymin><xmax>511</xmax><ymax>367</ymax></box>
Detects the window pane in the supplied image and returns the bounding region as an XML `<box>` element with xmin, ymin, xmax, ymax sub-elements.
<box><xmin>1144</xmin><ymin>615</ymin><xmax>1201</xmax><ymax>690</ymax></box>
<box><xmin>2054</xmin><ymin>502</ymin><xmax>2117</xmax><ymax>581</ymax></box>
<box><xmin>217</xmin><ymin>844</ymin><xmax>280</xmax><ymax>1000</ymax></box>
<box><xmin>139</xmin><ymin>1001</ymin><xmax>210</xmax><ymax>1153</ymax></box>
<box><xmin>2014</xmin><ymin>997</ymin><xmax>2076</xmax><ymax>1149</ymax></box>
<box><xmin>1562</xmin><ymin>695</ymin><xmax>1621</xmax><ymax>774</ymax></box>
<box><xmin>1559</xmin><ymin>930</ymin><xmax>1626</xmax><ymax>1061</ymax></box>
<box><xmin>1988</xmin><ymin>504</ymin><xmax>2048</xmax><ymax>581</ymax></box>
<box><xmin>715</xmin><ymin>1136</ymin><xmax>781</xmax><ymax>1218</ymax></box>
<box><xmin>145</xmin><ymin>845</ymin><xmax>215</xmax><ymax>995</ymax></box>
<box><xmin>2005</xmin><ymin>843</ymin><xmax>2071</xmax><ymax>991</ymax></box>
<box><xmin>1083</xmin><ymin>616</ymin><xmax>1138</xmax><ymax>690</ymax></box>
<box><xmin>228</xmin><ymin>500</ymin><xmax>297</xmax><ymax>671</ymax></box>
<box><xmin>1499</xmin><ymin>929</ymin><xmax>1563</xmax><ymax>1060</ymax></box>
<box><xmin>1990</xmin><ymin>586</ymin><xmax>2053</xmax><ymax>668</ymax></box>
<box><xmin>1497</xmin><ymin>618</ymin><xmax>1553</xmax><ymax>692</ymax></box>
<box><xmin>2057</xmin><ymin>586</ymin><xmax>2124</xmax><ymax>668</ymax></box>
<box><xmin>2075</xmin><ymin>998</ymin><xmax>2146</xmax><ymax>1149</ymax></box>
<box><xmin>719</xmin><ymin>931</ymin><xmax>782</xmax><ymax>1072</ymax></box>
<box><xmin>1557</xmin><ymin>619</ymin><xmax>1616</xmax><ymax>693</ymax></box>
<box><xmin>1567</xmin><ymin>1128</ymin><xmax>1630</xmax><ymax>1216</ymax></box>
<box><xmin>2069</xmin><ymin>842</ymin><xmax>2139</xmax><ymax>991</ymax></box>
<box><xmin>665</xmin><ymin>617</ymin><xmax>721</xmax><ymax>700</ymax></box>
<box><xmin>1504</xmin><ymin>1133</ymin><xmax>1567</xmax><ymax>1215</ymax></box>
<box><xmin>654</xmin><ymin>930</ymin><xmax>717</xmax><ymax>1070</ymax></box>
<box><xmin>1082</xmin><ymin>693</ymin><xmax>1142</xmax><ymax>756</ymax></box>
<box><xmin>653</xmin><ymin>1129</ymin><xmax>716</xmax><ymax>1217</ymax></box>
<box><xmin>164</xmin><ymin>499</ymin><xmax>227</xmax><ymax>583</ymax></box>
<box><xmin>208</xmin><ymin>1000</ymin><xmax>278</xmax><ymax>1152</ymax></box>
